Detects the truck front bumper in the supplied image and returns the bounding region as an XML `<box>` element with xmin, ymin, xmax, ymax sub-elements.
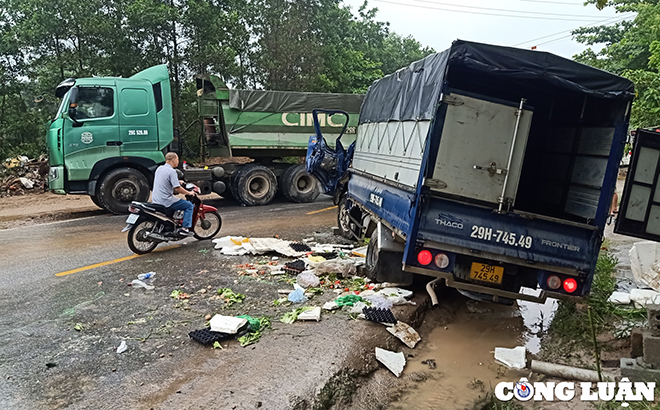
<box><xmin>48</xmin><ymin>166</ymin><xmax>66</xmax><ymax>194</ymax></box>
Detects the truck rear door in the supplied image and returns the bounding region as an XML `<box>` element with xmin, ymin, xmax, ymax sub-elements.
<box><xmin>616</xmin><ymin>128</ymin><xmax>660</xmax><ymax>240</ymax></box>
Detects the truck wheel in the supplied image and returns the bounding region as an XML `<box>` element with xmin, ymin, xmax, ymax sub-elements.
<box><xmin>365</xmin><ymin>231</ymin><xmax>412</xmax><ymax>285</ymax></box>
<box><xmin>281</xmin><ymin>164</ymin><xmax>320</xmax><ymax>203</ymax></box>
<box><xmin>90</xmin><ymin>195</ymin><xmax>103</xmax><ymax>209</ymax></box>
<box><xmin>337</xmin><ymin>196</ymin><xmax>355</xmax><ymax>239</ymax></box>
<box><xmin>232</xmin><ymin>164</ymin><xmax>278</xmax><ymax>206</ymax></box>
<box><xmin>98</xmin><ymin>168</ymin><xmax>150</xmax><ymax>214</ymax></box>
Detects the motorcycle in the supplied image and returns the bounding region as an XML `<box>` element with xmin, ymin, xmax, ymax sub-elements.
<box><xmin>123</xmin><ymin>183</ymin><xmax>222</xmax><ymax>254</ymax></box>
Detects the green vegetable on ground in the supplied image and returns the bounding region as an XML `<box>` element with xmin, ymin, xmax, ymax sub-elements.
<box><xmin>280</xmin><ymin>307</ymin><xmax>313</xmax><ymax>324</ymax></box>
<box><xmin>217</xmin><ymin>288</ymin><xmax>246</xmax><ymax>307</ymax></box>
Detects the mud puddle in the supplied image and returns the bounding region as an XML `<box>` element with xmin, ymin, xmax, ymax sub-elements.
<box><xmin>390</xmin><ymin>290</ymin><xmax>558</xmax><ymax>409</ymax></box>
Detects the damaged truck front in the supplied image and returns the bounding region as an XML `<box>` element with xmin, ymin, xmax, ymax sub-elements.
<box><xmin>308</xmin><ymin>40</ymin><xmax>647</xmax><ymax>303</ymax></box>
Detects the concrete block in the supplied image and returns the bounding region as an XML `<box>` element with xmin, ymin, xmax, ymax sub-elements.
<box><xmin>649</xmin><ymin>305</ymin><xmax>660</xmax><ymax>337</ymax></box>
<box><xmin>643</xmin><ymin>333</ymin><xmax>660</xmax><ymax>367</ymax></box>
<box><xmin>607</xmin><ymin>291</ymin><xmax>631</xmax><ymax>305</ymax></box>
<box><xmin>632</xmin><ymin>328</ymin><xmax>645</xmax><ymax>358</ymax></box>
<box><xmin>621</xmin><ymin>357</ymin><xmax>660</xmax><ymax>383</ymax></box>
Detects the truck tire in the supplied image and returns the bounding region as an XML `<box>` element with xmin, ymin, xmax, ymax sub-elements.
<box><xmin>337</xmin><ymin>196</ymin><xmax>355</xmax><ymax>239</ymax></box>
<box><xmin>90</xmin><ymin>195</ymin><xmax>103</xmax><ymax>209</ymax></box>
<box><xmin>98</xmin><ymin>168</ymin><xmax>150</xmax><ymax>214</ymax></box>
<box><xmin>231</xmin><ymin>164</ymin><xmax>278</xmax><ymax>206</ymax></box>
<box><xmin>281</xmin><ymin>164</ymin><xmax>320</xmax><ymax>203</ymax></box>
<box><xmin>365</xmin><ymin>231</ymin><xmax>412</xmax><ymax>285</ymax></box>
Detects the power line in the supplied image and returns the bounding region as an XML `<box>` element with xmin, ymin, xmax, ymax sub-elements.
<box><xmin>409</xmin><ymin>0</ymin><xmax>609</xmax><ymax>18</ymax></box>
<box><xmin>371</xmin><ymin>0</ymin><xmax>613</xmax><ymax>21</ymax></box>
<box><xmin>513</xmin><ymin>14</ymin><xmax>635</xmax><ymax>46</ymax></box>
<box><xmin>533</xmin><ymin>14</ymin><xmax>634</xmax><ymax>46</ymax></box>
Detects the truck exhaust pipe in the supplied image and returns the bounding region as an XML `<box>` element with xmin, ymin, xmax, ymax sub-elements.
<box><xmin>427</xmin><ymin>278</ymin><xmax>442</xmax><ymax>306</ymax></box>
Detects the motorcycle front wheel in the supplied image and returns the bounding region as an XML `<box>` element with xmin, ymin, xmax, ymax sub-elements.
<box><xmin>193</xmin><ymin>211</ymin><xmax>222</xmax><ymax>240</ymax></box>
<box><xmin>128</xmin><ymin>220</ymin><xmax>158</xmax><ymax>254</ymax></box>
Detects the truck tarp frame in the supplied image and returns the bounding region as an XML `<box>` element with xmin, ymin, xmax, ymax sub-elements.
<box><xmin>229</xmin><ymin>89</ymin><xmax>364</xmax><ymax>113</ymax></box>
<box><xmin>359</xmin><ymin>39</ymin><xmax>635</xmax><ymax>124</ymax></box>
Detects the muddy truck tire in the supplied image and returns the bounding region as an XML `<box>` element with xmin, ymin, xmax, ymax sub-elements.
<box><xmin>365</xmin><ymin>230</ymin><xmax>412</xmax><ymax>285</ymax></box>
<box><xmin>281</xmin><ymin>164</ymin><xmax>320</xmax><ymax>203</ymax></box>
<box><xmin>98</xmin><ymin>167</ymin><xmax>150</xmax><ymax>214</ymax></box>
<box><xmin>231</xmin><ymin>164</ymin><xmax>278</xmax><ymax>206</ymax></box>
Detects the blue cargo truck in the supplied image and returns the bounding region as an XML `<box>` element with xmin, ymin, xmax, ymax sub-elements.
<box><xmin>307</xmin><ymin>40</ymin><xmax>657</xmax><ymax>303</ymax></box>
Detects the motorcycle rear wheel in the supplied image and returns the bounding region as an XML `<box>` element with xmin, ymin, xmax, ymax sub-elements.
<box><xmin>193</xmin><ymin>211</ymin><xmax>222</xmax><ymax>240</ymax></box>
<box><xmin>128</xmin><ymin>220</ymin><xmax>158</xmax><ymax>254</ymax></box>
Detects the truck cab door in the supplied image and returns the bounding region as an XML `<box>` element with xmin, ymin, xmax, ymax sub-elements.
<box><xmin>615</xmin><ymin>128</ymin><xmax>660</xmax><ymax>240</ymax></box>
<box><xmin>117</xmin><ymin>80</ymin><xmax>159</xmax><ymax>153</ymax></box>
<box><xmin>62</xmin><ymin>86</ymin><xmax>120</xmax><ymax>183</ymax></box>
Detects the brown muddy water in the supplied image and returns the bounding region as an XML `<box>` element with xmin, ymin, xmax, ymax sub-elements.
<box><xmin>390</xmin><ymin>289</ymin><xmax>558</xmax><ymax>409</ymax></box>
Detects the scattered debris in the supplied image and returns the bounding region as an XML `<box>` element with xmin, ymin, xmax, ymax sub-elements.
<box><xmin>363</xmin><ymin>307</ymin><xmax>397</xmax><ymax>325</ymax></box>
<box><xmin>131</xmin><ymin>279</ymin><xmax>154</xmax><ymax>290</ymax></box>
<box><xmin>335</xmin><ymin>295</ymin><xmax>363</xmax><ymax>307</ymax></box>
<box><xmin>386</xmin><ymin>322</ymin><xmax>421</xmax><ymax>348</ymax></box>
<box><xmin>322</xmin><ymin>301</ymin><xmax>340</xmax><ymax>311</ymax></box>
<box><xmin>630</xmin><ymin>289</ymin><xmax>660</xmax><ymax>308</ymax></box>
<box><xmin>630</xmin><ymin>241</ymin><xmax>660</xmax><ymax>291</ymax></box>
<box><xmin>1</xmin><ymin>154</ymin><xmax>48</xmax><ymax>197</ymax></box>
<box><xmin>608</xmin><ymin>291</ymin><xmax>631</xmax><ymax>305</ymax></box>
<box><xmin>289</xmin><ymin>242</ymin><xmax>311</xmax><ymax>252</ymax></box>
<box><xmin>375</xmin><ymin>347</ymin><xmax>406</xmax><ymax>377</ymax></box>
<box><xmin>170</xmin><ymin>290</ymin><xmax>190</xmax><ymax>299</ymax></box>
<box><xmin>297</xmin><ymin>307</ymin><xmax>322</xmax><ymax>321</ymax></box>
<box><xmin>137</xmin><ymin>271</ymin><xmax>156</xmax><ymax>281</ymax></box>
<box><xmin>217</xmin><ymin>288</ymin><xmax>246</xmax><ymax>307</ymax></box>
<box><xmin>284</xmin><ymin>260</ymin><xmax>306</xmax><ymax>274</ymax></box>
<box><xmin>189</xmin><ymin>329</ymin><xmax>234</xmax><ymax>345</ymax></box>
<box><xmin>280</xmin><ymin>307</ymin><xmax>313</xmax><ymax>324</ymax></box>
<box><xmin>297</xmin><ymin>271</ymin><xmax>320</xmax><ymax>288</ymax></box>
<box><xmin>421</xmin><ymin>359</ymin><xmax>436</xmax><ymax>370</ymax></box>
<box><xmin>494</xmin><ymin>346</ymin><xmax>527</xmax><ymax>370</ymax></box>
<box><xmin>116</xmin><ymin>341</ymin><xmax>128</xmax><ymax>354</ymax></box>
<box><xmin>210</xmin><ymin>315</ymin><xmax>248</xmax><ymax>334</ymax></box>
<box><xmin>352</xmin><ymin>246</ymin><xmax>367</xmax><ymax>257</ymax></box>
<box><xmin>288</xmin><ymin>284</ymin><xmax>308</xmax><ymax>303</ymax></box>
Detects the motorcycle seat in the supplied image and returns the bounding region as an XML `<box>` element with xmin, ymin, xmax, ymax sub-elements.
<box><xmin>133</xmin><ymin>201</ymin><xmax>177</xmax><ymax>217</ymax></box>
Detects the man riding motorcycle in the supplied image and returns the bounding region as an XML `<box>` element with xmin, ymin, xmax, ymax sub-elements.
<box><xmin>152</xmin><ymin>152</ymin><xmax>195</xmax><ymax>237</ymax></box>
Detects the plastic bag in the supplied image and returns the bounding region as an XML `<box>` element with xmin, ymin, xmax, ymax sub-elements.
<box><xmin>296</xmin><ymin>270</ymin><xmax>320</xmax><ymax>288</ymax></box>
<box><xmin>363</xmin><ymin>294</ymin><xmax>394</xmax><ymax>310</ymax></box>
<box><xmin>309</xmin><ymin>259</ymin><xmax>357</xmax><ymax>277</ymax></box>
<box><xmin>335</xmin><ymin>294</ymin><xmax>364</xmax><ymax>307</ymax></box>
<box><xmin>288</xmin><ymin>284</ymin><xmax>308</xmax><ymax>303</ymax></box>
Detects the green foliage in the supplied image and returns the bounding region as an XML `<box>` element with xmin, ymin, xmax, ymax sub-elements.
<box><xmin>0</xmin><ymin>0</ymin><xmax>433</xmax><ymax>161</ymax></box>
<box><xmin>216</xmin><ymin>288</ymin><xmax>246</xmax><ymax>307</ymax></box>
<box><xmin>548</xmin><ymin>252</ymin><xmax>646</xmax><ymax>349</ymax></box>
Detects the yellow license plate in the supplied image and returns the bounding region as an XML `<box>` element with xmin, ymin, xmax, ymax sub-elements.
<box><xmin>470</xmin><ymin>263</ymin><xmax>504</xmax><ymax>284</ymax></box>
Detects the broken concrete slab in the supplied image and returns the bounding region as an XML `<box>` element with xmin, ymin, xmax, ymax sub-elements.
<box><xmin>607</xmin><ymin>291</ymin><xmax>631</xmax><ymax>305</ymax></box>
<box><xmin>210</xmin><ymin>315</ymin><xmax>248</xmax><ymax>334</ymax></box>
<box><xmin>494</xmin><ymin>346</ymin><xmax>527</xmax><ymax>370</ymax></box>
<box><xmin>375</xmin><ymin>347</ymin><xmax>406</xmax><ymax>377</ymax></box>
<box><xmin>297</xmin><ymin>307</ymin><xmax>321</xmax><ymax>321</ymax></box>
<box><xmin>386</xmin><ymin>322</ymin><xmax>421</xmax><ymax>349</ymax></box>
<box><xmin>630</xmin><ymin>241</ymin><xmax>660</xmax><ymax>291</ymax></box>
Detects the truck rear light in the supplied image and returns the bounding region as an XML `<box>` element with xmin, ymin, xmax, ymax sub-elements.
<box><xmin>434</xmin><ymin>253</ymin><xmax>449</xmax><ymax>269</ymax></box>
<box><xmin>417</xmin><ymin>250</ymin><xmax>433</xmax><ymax>265</ymax></box>
<box><xmin>563</xmin><ymin>278</ymin><xmax>578</xmax><ymax>293</ymax></box>
<box><xmin>546</xmin><ymin>275</ymin><xmax>561</xmax><ymax>290</ymax></box>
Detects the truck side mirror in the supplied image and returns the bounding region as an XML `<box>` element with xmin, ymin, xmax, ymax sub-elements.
<box><xmin>67</xmin><ymin>106</ymin><xmax>84</xmax><ymax>127</ymax></box>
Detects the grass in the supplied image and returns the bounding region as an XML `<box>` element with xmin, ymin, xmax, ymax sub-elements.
<box><xmin>480</xmin><ymin>395</ymin><xmax>523</xmax><ymax>410</ymax></box>
<box><xmin>547</xmin><ymin>251</ymin><xmax>647</xmax><ymax>350</ymax></box>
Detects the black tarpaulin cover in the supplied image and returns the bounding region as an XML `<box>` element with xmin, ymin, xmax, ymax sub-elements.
<box><xmin>229</xmin><ymin>89</ymin><xmax>364</xmax><ymax>113</ymax></box>
<box><xmin>359</xmin><ymin>40</ymin><xmax>635</xmax><ymax>124</ymax></box>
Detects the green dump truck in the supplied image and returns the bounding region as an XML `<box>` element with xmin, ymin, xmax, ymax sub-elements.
<box><xmin>46</xmin><ymin>65</ymin><xmax>363</xmax><ymax>213</ymax></box>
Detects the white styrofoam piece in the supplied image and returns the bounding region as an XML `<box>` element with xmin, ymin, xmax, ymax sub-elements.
<box><xmin>494</xmin><ymin>346</ymin><xmax>527</xmax><ymax>370</ymax></box>
<box><xmin>209</xmin><ymin>315</ymin><xmax>248</xmax><ymax>334</ymax></box>
<box><xmin>386</xmin><ymin>322</ymin><xmax>421</xmax><ymax>348</ymax></box>
<box><xmin>360</xmin><ymin>290</ymin><xmax>376</xmax><ymax>297</ymax></box>
<box><xmin>297</xmin><ymin>307</ymin><xmax>321</xmax><ymax>321</ymax></box>
<box><xmin>607</xmin><ymin>291</ymin><xmax>631</xmax><ymax>305</ymax></box>
<box><xmin>322</xmin><ymin>301</ymin><xmax>340</xmax><ymax>311</ymax></box>
<box><xmin>630</xmin><ymin>289</ymin><xmax>660</xmax><ymax>308</ymax></box>
<box><xmin>375</xmin><ymin>347</ymin><xmax>406</xmax><ymax>377</ymax></box>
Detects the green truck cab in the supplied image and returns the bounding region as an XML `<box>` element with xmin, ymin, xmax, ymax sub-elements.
<box><xmin>48</xmin><ymin>65</ymin><xmax>173</xmax><ymax>213</ymax></box>
<box><xmin>47</xmin><ymin>65</ymin><xmax>363</xmax><ymax>213</ymax></box>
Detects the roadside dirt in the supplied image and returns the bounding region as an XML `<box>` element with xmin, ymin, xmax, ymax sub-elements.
<box><xmin>0</xmin><ymin>192</ymin><xmax>102</xmax><ymax>229</ymax></box>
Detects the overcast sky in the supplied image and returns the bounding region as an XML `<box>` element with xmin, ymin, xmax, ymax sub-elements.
<box><xmin>342</xmin><ymin>0</ymin><xmax>636</xmax><ymax>59</ymax></box>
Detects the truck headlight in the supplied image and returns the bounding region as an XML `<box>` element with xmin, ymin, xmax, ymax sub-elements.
<box><xmin>49</xmin><ymin>168</ymin><xmax>58</xmax><ymax>180</ymax></box>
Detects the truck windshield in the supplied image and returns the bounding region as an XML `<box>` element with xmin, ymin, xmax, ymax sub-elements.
<box><xmin>54</xmin><ymin>91</ymin><xmax>69</xmax><ymax>120</ymax></box>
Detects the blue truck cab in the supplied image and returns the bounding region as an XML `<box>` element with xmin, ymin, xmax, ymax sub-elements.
<box><xmin>307</xmin><ymin>40</ymin><xmax>654</xmax><ymax>304</ymax></box>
